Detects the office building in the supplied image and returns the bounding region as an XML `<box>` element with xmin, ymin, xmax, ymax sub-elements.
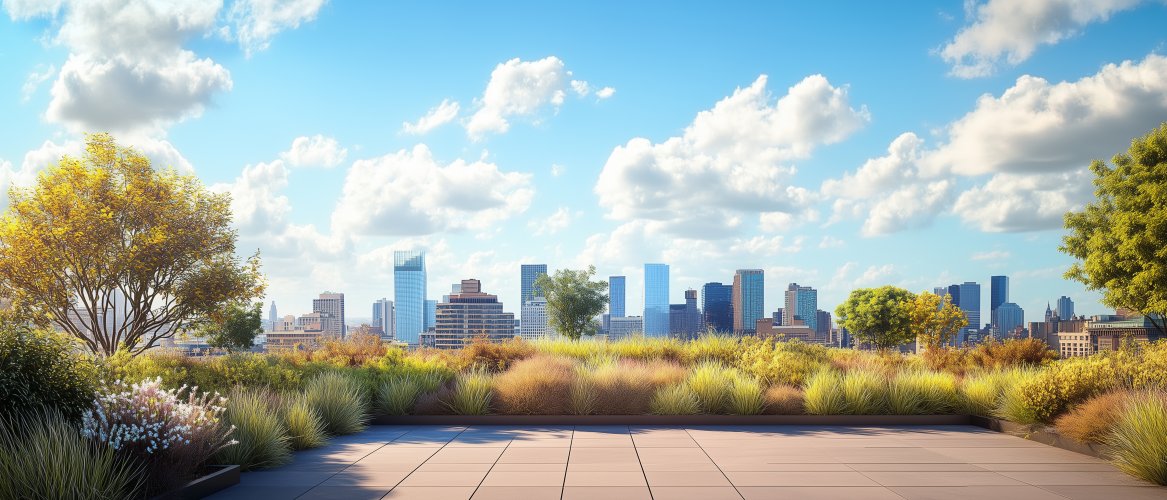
<box><xmin>1057</xmin><ymin>296</ymin><xmax>1075</xmax><ymax>321</ymax></box>
<box><xmin>312</xmin><ymin>292</ymin><xmax>345</xmax><ymax>338</ymax></box>
<box><xmin>990</xmin><ymin>275</ymin><xmax>1009</xmax><ymax>334</ymax></box>
<box><xmin>372</xmin><ymin>298</ymin><xmax>394</xmax><ymax>341</ymax></box>
<box><xmin>425</xmin><ymin>299</ymin><xmax>437</xmax><ymax>331</ymax></box>
<box><xmin>609</xmin><ymin>275</ymin><xmax>626</xmax><ymax>318</ymax></box>
<box><xmin>784</xmin><ymin>283</ymin><xmax>818</xmax><ymax>332</ymax></box>
<box><xmin>267</xmin><ymin>314</ymin><xmax>324</xmax><ymax>351</ymax></box>
<box><xmin>393</xmin><ymin>250</ymin><xmax>427</xmax><ymax>345</ymax></box>
<box><xmin>520</xmin><ymin>264</ymin><xmax>548</xmax><ymax>309</ymax></box>
<box><xmin>669</xmin><ymin>289</ymin><xmax>702</xmax><ymax>339</ymax></box>
<box><xmin>702</xmin><ymin>282</ymin><xmax>733</xmax><ymax>333</ymax></box>
<box><xmin>519</xmin><ymin>297</ymin><xmax>551</xmax><ymax>340</ymax></box>
<box><xmin>958</xmin><ymin>282</ymin><xmax>981</xmax><ymax>343</ymax></box>
<box><xmin>994</xmin><ymin>302</ymin><xmax>1024</xmax><ymax>338</ymax></box>
<box><xmin>608</xmin><ymin>316</ymin><xmax>643</xmax><ymax>339</ymax></box>
<box><xmin>268</xmin><ymin>302</ymin><xmax>278</xmax><ymax>331</ymax></box>
<box><xmin>644</xmin><ymin>263</ymin><xmax>670</xmax><ymax>336</ymax></box>
<box><xmin>432</xmin><ymin>279</ymin><xmax>516</xmax><ymax>349</ymax></box>
<box><xmin>733</xmin><ymin>269</ymin><xmax>764</xmax><ymax>334</ymax></box>
<box><xmin>947</xmin><ymin>284</ymin><xmax>961</xmax><ymax>307</ymax></box>
<box><xmin>816</xmin><ymin>310</ymin><xmax>832</xmax><ymax>340</ymax></box>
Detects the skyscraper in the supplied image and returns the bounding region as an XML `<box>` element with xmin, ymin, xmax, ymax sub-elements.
<box><xmin>947</xmin><ymin>284</ymin><xmax>961</xmax><ymax>308</ymax></box>
<box><xmin>425</xmin><ymin>299</ymin><xmax>437</xmax><ymax>331</ymax></box>
<box><xmin>732</xmin><ymin>269</ymin><xmax>764</xmax><ymax>334</ymax></box>
<box><xmin>816</xmin><ymin>310</ymin><xmax>832</xmax><ymax>340</ymax></box>
<box><xmin>609</xmin><ymin>275</ymin><xmax>626</xmax><ymax>318</ymax></box>
<box><xmin>432</xmin><ymin>279</ymin><xmax>516</xmax><ymax>349</ymax></box>
<box><xmin>643</xmin><ymin>263</ymin><xmax>670</xmax><ymax>336</ymax></box>
<box><xmin>520</xmin><ymin>264</ymin><xmax>548</xmax><ymax>308</ymax></box>
<box><xmin>268</xmin><ymin>301</ymin><xmax>278</xmax><ymax>330</ymax></box>
<box><xmin>669</xmin><ymin>289</ymin><xmax>702</xmax><ymax>339</ymax></box>
<box><xmin>519</xmin><ymin>297</ymin><xmax>550</xmax><ymax>340</ymax></box>
<box><xmin>784</xmin><ymin>283</ymin><xmax>818</xmax><ymax>332</ymax></box>
<box><xmin>958</xmin><ymin>281</ymin><xmax>981</xmax><ymax>342</ymax></box>
<box><xmin>393</xmin><ymin>250</ymin><xmax>427</xmax><ymax>345</ymax></box>
<box><xmin>702</xmin><ymin>282</ymin><xmax>733</xmax><ymax>333</ymax></box>
<box><xmin>994</xmin><ymin>302</ymin><xmax>1025</xmax><ymax>338</ymax></box>
<box><xmin>1057</xmin><ymin>296</ymin><xmax>1075</xmax><ymax>321</ymax></box>
<box><xmin>312</xmin><ymin>292</ymin><xmax>345</xmax><ymax>338</ymax></box>
<box><xmin>372</xmin><ymin>298</ymin><xmax>394</xmax><ymax>341</ymax></box>
<box><xmin>990</xmin><ymin>275</ymin><xmax>1009</xmax><ymax>334</ymax></box>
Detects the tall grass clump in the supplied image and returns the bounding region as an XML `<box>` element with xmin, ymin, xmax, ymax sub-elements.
<box><xmin>1054</xmin><ymin>390</ymin><xmax>1127</xmax><ymax>444</ymax></box>
<box><xmin>804</xmin><ymin>369</ymin><xmax>846</xmax><ymax>415</ymax></box>
<box><xmin>0</xmin><ymin>411</ymin><xmax>145</xmax><ymax>499</ymax></box>
<box><xmin>282</xmin><ymin>393</ymin><xmax>327</xmax><ymax>450</ymax></box>
<box><xmin>568</xmin><ymin>366</ymin><xmax>598</xmax><ymax>415</ymax></box>
<box><xmin>492</xmin><ymin>356</ymin><xmax>574</xmax><ymax>414</ymax></box>
<box><xmin>1107</xmin><ymin>390</ymin><xmax>1167</xmax><ymax>485</ymax></box>
<box><xmin>842</xmin><ymin>369</ymin><xmax>887</xmax><ymax>415</ymax></box>
<box><xmin>650</xmin><ymin>384</ymin><xmax>701</xmax><ymax>415</ymax></box>
<box><xmin>763</xmin><ymin>385</ymin><xmax>805</xmax><ymax>414</ymax></box>
<box><xmin>727</xmin><ymin>373</ymin><xmax>765</xmax><ymax>415</ymax></box>
<box><xmin>376</xmin><ymin>375</ymin><xmax>430</xmax><ymax>416</ymax></box>
<box><xmin>304</xmin><ymin>371</ymin><xmax>369</xmax><ymax>435</ymax></box>
<box><xmin>887</xmin><ymin>370</ymin><xmax>958</xmax><ymax>415</ymax></box>
<box><xmin>215</xmin><ymin>387</ymin><xmax>291</xmax><ymax>471</ymax></box>
<box><xmin>447</xmin><ymin>368</ymin><xmax>494</xmax><ymax>415</ymax></box>
<box><xmin>588</xmin><ymin>358</ymin><xmax>682</xmax><ymax>414</ymax></box>
<box><xmin>687</xmin><ymin>361</ymin><xmax>735</xmax><ymax>413</ymax></box>
<box><xmin>996</xmin><ymin>358</ymin><xmax>1115</xmax><ymax>424</ymax></box>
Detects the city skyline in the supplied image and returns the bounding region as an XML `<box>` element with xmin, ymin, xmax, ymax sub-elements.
<box><xmin>5</xmin><ymin>2</ymin><xmax>1167</xmax><ymax>322</ymax></box>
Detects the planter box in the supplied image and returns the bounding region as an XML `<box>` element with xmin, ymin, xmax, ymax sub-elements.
<box><xmin>150</xmin><ymin>464</ymin><xmax>240</xmax><ymax>500</ymax></box>
<box><xmin>373</xmin><ymin>414</ymin><xmax>973</xmax><ymax>426</ymax></box>
<box><xmin>970</xmin><ymin>415</ymin><xmax>1112</xmax><ymax>459</ymax></box>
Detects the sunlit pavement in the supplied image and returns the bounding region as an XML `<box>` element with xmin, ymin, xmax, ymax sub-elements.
<box><xmin>208</xmin><ymin>425</ymin><xmax>1167</xmax><ymax>500</ymax></box>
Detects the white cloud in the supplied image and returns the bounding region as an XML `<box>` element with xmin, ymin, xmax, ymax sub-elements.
<box><xmin>0</xmin><ymin>158</ymin><xmax>37</xmax><ymax>209</ymax></box>
<box><xmin>226</xmin><ymin>0</ymin><xmax>328</xmax><ymax>56</ymax></box>
<box><xmin>818</xmin><ymin>236</ymin><xmax>845</xmax><ymax>249</ymax></box>
<box><xmin>212</xmin><ymin>160</ymin><xmax>292</xmax><ymax>234</ymax></box>
<box><xmin>861</xmin><ymin>180</ymin><xmax>954</xmax><ymax>237</ymax></box>
<box><xmin>953</xmin><ymin>168</ymin><xmax>1094</xmax><ymax>232</ymax></box>
<box><xmin>280</xmin><ymin>134</ymin><xmax>347</xmax><ymax>168</ymax></box>
<box><xmin>19</xmin><ymin>135</ymin><xmax>193</xmax><ymax>174</ymax></box>
<box><xmin>531</xmin><ymin>207</ymin><xmax>574</xmax><ymax>236</ymax></box>
<box><xmin>465</xmin><ymin>56</ymin><xmax>610</xmax><ymax>140</ymax></box>
<box><xmin>941</xmin><ymin>0</ymin><xmax>1143</xmax><ymax>78</ymax></box>
<box><xmin>331</xmin><ymin>144</ymin><xmax>534</xmax><ymax>237</ymax></box>
<box><xmin>570</xmin><ymin>80</ymin><xmax>590</xmax><ymax>97</ymax></box>
<box><xmin>550</xmin><ymin>164</ymin><xmax>566</xmax><ymax>177</ymax></box>
<box><xmin>971</xmin><ymin>250</ymin><xmax>1011</xmax><ymax>261</ymax></box>
<box><xmin>402</xmin><ymin>99</ymin><xmax>460</xmax><ymax>135</ymax></box>
<box><xmin>596</xmin><ymin>74</ymin><xmax>869</xmax><ymax>239</ymax></box>
<box><xmin>595</xmin><ymin>86</ymin><xmax>616</xmax><ymax>99</ymax></box>
<box><xmin>21</xmin><ymin>64</ymin><xmax>55</xmax><ymax>101</ymax></box>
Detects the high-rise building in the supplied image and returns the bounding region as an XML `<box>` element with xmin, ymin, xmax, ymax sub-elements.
<box><xmin>1057</xmin><ymin>296</ymin><xmax>1075</xmax><ymax>321</ymax></box>
<box><xmin>784</xmin><ymin>283</ymin><xmax>818</xmax><ymax>332</ymax></box>
<box><xmin>932</xmin><ymin>286</ymin><xmax>949</xmax><ymax>298</ymax></box>
<box><xmin>609</xmin><ymin>275</ymin><xmax>626</xmax><ymax>318</ymax></box>
<box><xmin>608</xmin><ymin>316</ymin><xmax>643</xmax><ymax>339</ymax></box>
<box><xmin>947</xmin><ymin>284</ymin><xmax>961</xmax><ymax>308</ymax></box>
<box><xmin>268</xmin><ymin>302</ymin><xmax>278</xmax><ymax>330</ymax></box>
<box><xmin>816</xmin><ymin>310</ymin><xmax>832</xmax><ymax>340</ymax></box>
<box><xmin>312</xmin><ymin>292</ymin><xmax>345</xmax><ymax>338</ymax></box>
<box><xmin>990</xmin><ymin>275</ymin><xmax>1009</xmax><ymax>334</ymax></box>
<box><xmin>393</xmin><ymin>250</ymin><xmax>427</xmax><ymax>345</ymax></box>
<box><xmin>994</xmin><ymin>302</ymin><xmax>1025</xmax><ymax>338</ymax></box>
<box><xmin>733</xmin><ymin>269</ymin><xmax>764</xmax><ymax>334</ymax></box>
<box><xmin>702</xmin><ymin>282</ymin><xmax>733</xmax><ymax>333</ymax></box>
<box><xmin>520</xmin><ymin>264</ymin><xmax>548</xmax><ymax>309</ymax></box>
<box><xmin>958</xmin><ymin>282</ymin><xmax>981</xmax><ymax>342</ymax></box>
<box><xmin>425</xmin><ymin>299</ymin><xmax>437</xmax><ymax>331</ymax></box>
<box><xmin>644</xmin><ymin>263</ymin><xmax>670</xmax><ymax>336</ymax></box>
<box><xmin>372</xmin><ymin>298</ymin><xmax>394</xmax><ymax>341</ymax></box>
<box><xmin>519</xmin><ymin>297</ymin><xmax>551</xmax><ymax>340</ymax></box>
<box><xmin>669</xmin><ymin>289</ymin><xmax>702</xmax><ymax>339</ymax></box>
<box><xmin>432</xmin><ymin>279</ymin><xmax>515</xmax><ymax>349</ymax></box>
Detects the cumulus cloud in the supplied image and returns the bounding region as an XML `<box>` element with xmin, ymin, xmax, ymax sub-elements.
<box><xmin>20</xmin><ymin>135</ymin><xmax>193</xmax><ymax>173</ymax></box>
<box><xmin>595</xmin><ymin>86</ymin><xmax>616</xmax><ymax>99</ymax></box>
<box><xmin>465</xmin><ymin>56</ymin><xmax>612</xmax><ymax>140</ymax></box>
<box><xmin>280</xmin><ymin>134</ymin><xmax>347</xmax><ymax>168</ymax></box>
<box><xmin>213</xmin><ymin>160</ymin><xmax>292</xmax><ymax>234</ymax></box>
<box><xmin>596</xmin><ymin>74</ymin><xmax>869</xmax><ymax>239</ymax></box>
<box><xmin>331</xmin><ymin>144</ymin><xmax>534</xmax><ymax>237</ymax></box>
<box><xmin>941</xmin><ymin>0</ymin><xmax>1143</xmax><ymax>78</ymax></box>
<box><xmin>21</xmin><ymin>64</ymin><xmax>55</xmax><ymax>101</ymax></box>
<box><xmin>402</xmin><ymin>99</ymin><xmax>460</xmax><ymax>135</ymax></box>
<box><xmin>953</xmin><ymin>168</ymin><xmax>1094</xmax><ymax>232</ymax></box>
<box><xmin>530</xmin><ymin>207</ymin><xmax>574</xmax><ymax>236</ymax></box>
<box><xmin>0</xmin><ymin>159</ymin><xmax>37</xmax><ymax>208</ymax></box>
<box><xmin>226</xmin><ymin>0</ymin><xmax>328</xmax><ymax>56</ymax></box>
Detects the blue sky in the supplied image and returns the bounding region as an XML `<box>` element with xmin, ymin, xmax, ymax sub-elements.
<box><xmin>3</xmin><ymin>0</ymin><xmax>1167</xmax><ymax>325</ymax></box>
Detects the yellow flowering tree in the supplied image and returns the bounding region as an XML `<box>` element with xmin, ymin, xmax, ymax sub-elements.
<box><xmin>0</xmin><ymin>133</ymin><xmax>264</xmax><ymax>356</ymax></box>
<box><xmin>907</xmin><ymin>291</ymin><xmax>968</xmax><ymax>352</ymax></box>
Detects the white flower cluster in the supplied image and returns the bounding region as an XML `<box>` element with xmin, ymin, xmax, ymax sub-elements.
<box><xmin>81</xmin><ymin>377</ymin><xmax>230</xmax><ymax>455</ymax></box>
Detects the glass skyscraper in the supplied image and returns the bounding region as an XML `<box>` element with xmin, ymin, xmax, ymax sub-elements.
<box><xmin>784</xmin><ymin>283</ymin><xmax>818</xmax><ymax>332</ymax></box>
<box><xmin>520</xmin><ymin>264</ymin><xmax>548</xmax><ymax>307</ymax></box>
<box><xmin>1057</xmin><ymin>296</ymin><xmax>1075</xmax><ymax>320</ymax></box>
<box><xmin>393</xmin><ymin>250</ymin><xmax>426</xmax><ymax>345</ymax></box>
<box><xmin>643</xmin><ymin>263</ymin><xmax>669</xmax><ymax>336</ymax></box>
<box><xmin>733</xmin><ymin>269</ymin><xmax>764</xmax><ymax>334</ymax></box>
<box><xmin>990</xmin><ymin>275</ymin><xmax>1009</xmax><ymax>333</ymax></box>
<box><xmin>609</xmin><ymin>275</ymin><xmax>626</xmax><ymax>317</ymax></box>
<box><xmin>959</xmin><ymin>281</ymin><xmax>981</xmax><ymax>341</ymax></box>
<box><xmin>702</xmin><ymin>282</ymin><xmax>733</xmax><ymax>333</ymax></box>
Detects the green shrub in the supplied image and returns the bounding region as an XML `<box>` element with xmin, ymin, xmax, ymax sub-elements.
<box><xmin>887</xmin><ymin>370</ymin><xmax>958</xmax><ymax>415</ymax></box>
<box><xmin>304</xmin><ymin>372</ymin><xmax>368</xmax><ymax>435</ymax></box>
<box><xmin>216</xmin><ymin>387</ymin><xmax>291</xmax><ymax>470</ymax></box>
<box><xmin>842</xmin><ymin>369</ymin><xmax>887</xmax><ymax>415</ymax></box>
<box><xmin>727</xmin><ymin>374</ymin><xmax>765</xmax><ymax>415</ymax></box>
<box><xmin>1108</xmin><ymin>391</ymin><xmax>1167</xmax><ymax>485</ymax></box>
<box><xmin>997</xmin><ymin>357</ymin><xmax>1116</xmax><ymax>424</ymax></box>
<box><xmin>376</xmin><ymin>376</ymin><xmax>423</xmax><ymax>416</ymax></box>
<box><xmin>650</xmin><ymin>384</ymin><xmax>700</xmax><ymax>415</ymax></box>
<box><xmin>804</xmin><ymin>369</ymin><xmax>846</xmax><ymax>415</ymax></box>
<box><xmin>446</xmin><ymin>369</ymin><xmax>493</xmax><ymax>415</ymax></box>
<box><xmin>0</xmin><ymin>411</ymin><xmax>145</xmax><ymax>499</ymax></box>
<box><xmin>0</xmin><ymin>324</ymin><xmax>96</xmax><ymax>422</ymax></box>
<box><xmin>283</xmin><ymin>393</ymin><xmax>327</xmax><ymax>450</ymax></box>
<box><xmin>687</xmin><ymin>361</ymin><xmax>734</xmax><ymax>414</ymax></box>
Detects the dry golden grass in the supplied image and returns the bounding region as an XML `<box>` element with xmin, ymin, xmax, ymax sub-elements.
<box><xmin>585</xmin><ymin>358</ymin><xmax>685</xmax><ymax>414</ymax></box>
<box><xmin>491</xmin><ymin>355</ymin><xmax>575</xmax><ymax>414</ymax></box>
<box><xmin>458</xmin><ymin>337</ymin><xmax>534</xmax><ymax>372</ymax></box>
<box><xmin>1055</xmin><ymin>390</ymin><xmax>1129</xmax><ymax>444</ymax></box>
<box><xmin>763</xmin><ymin>385</ymin><xmax>805</xmax><ymax>415</ymax></box>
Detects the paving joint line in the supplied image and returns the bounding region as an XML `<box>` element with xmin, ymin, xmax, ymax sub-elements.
<box><xmin>290</xmin><ymin>427</ymin><xmax>413</xmax><ymax>499</ymax></box>
<box><xmin>841</xmin><ymin>462</ymin><xmax>909</xmax><ymax>500</ymax></box>
<box><xmin>468</xmin><ymin>425</ymin><xmax>516</xmax><ymax>500</ymax></box>
<box><xmin>560</xmin><ymin>426</ymin><xmax>574</xmax><ymax>500</ymax></box>
<box><xmin>627</xmin><ymin>425</ymin><xmax>654</xmax><ymax>500</ymax></box>
<box><xmin>683</xmin><ymin>426</ymin><xmax>745</xmax><ymax>500</ymax></box>
<box><xmin>374</xmin><ymin>425</ymin><xmax>471</xmax><ymax>499</ymax></box>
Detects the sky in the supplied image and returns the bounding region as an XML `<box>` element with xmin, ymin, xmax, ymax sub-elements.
<box><xmin>2</xmin><ymin>0</ymin><xmax>1167</xmax><ymax>326</ymax></box>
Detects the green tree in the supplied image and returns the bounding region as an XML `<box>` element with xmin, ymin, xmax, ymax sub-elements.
<box><xmin>0</xmin><ymin>133</ymin><xmax>265</xmax><ymax>356</ymax></box>
<box><xmin>201</xmin><ymin>302</ymin><xmax>263</xmax><ymax>353</ymax></box>
<box><xmin>835</xmin><ymin>286</ymin><xmax>916</xmax><ymax>350</ymax></box>
<box><xmin>1062</xmin><ymin>122</ymin><xmax>1167</xmax><ymax>335</ymax></box>
<box><xmin>907</xmin><ymin>291</ymin><xmax>967</xmax><ymax>352</ymax></box>
<box><xmin>534</xmin><ymin>266</ymin><xmax>608</xmax><ymax>340</ymax></box>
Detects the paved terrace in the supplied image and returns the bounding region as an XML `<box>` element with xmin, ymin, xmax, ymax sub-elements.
<box><xmin>209</xmin><ymin>425</ymin><xmax>1167</xmax><ymax>500</ymax></box>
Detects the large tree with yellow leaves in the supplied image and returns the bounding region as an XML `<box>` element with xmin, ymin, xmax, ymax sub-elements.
<box><xmin>0</xmin><ymin>134</ymin><xmax>264</xmax><ymax>356</ymax></box>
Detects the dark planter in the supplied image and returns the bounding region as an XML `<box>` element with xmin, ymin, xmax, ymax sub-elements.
<box><xmin>372</xmin><ymin>414</ymin><xmax>974</xmax><ymax>426</ymax></box>
<box><xmin>150</xmin><ymin>464</ymin><xmax>240</xmax><ymax>500</ymax></box>
<box><xmin>970</xmin><ymin>415</ymin><xmax>1112</xmax><ymax>459</ymax></box>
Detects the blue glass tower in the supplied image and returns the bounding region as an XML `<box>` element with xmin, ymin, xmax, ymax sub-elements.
<box><xmin>701</xmin><ymin>282</ymin><xmax>733</xmax><ymax>333</ymax></box>
<box><xmin>643</xmin><ymin>263</ymin><xmax>669</xmax><ymax>336</ymax></box>
<box><xmin>734</xmin><ymin>269</ymin><xmax>764</xmax><ymax>334</ymax></box>
<box><xmin>520</xmin><ymin>264</ymin><xmax>548</xmax><ymax>306</ymax></box>
<box><xmin>609</xmin><ymin>275</ymin><xmax>626</xmax><ymax>317</ymax></box>
<box><xmin>785</xmin><ymin>283</ymin><xmax>818</xmax><ymax>332</ymax></box>
<box><xmin>990</xmin><ymin>275</ymin><xmax>1009</xmax><ymax>332</ymax></box>
<box><xmin>393</xmin><ymin>250</ymin><xmax>427</xmax><ymax>345</ymax></box>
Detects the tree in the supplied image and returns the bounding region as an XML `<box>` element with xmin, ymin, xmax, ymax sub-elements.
<box><xmin>1062</xmin><ymin>122</ymin><xmax>1167</xmax><ymax>336</ymax></box>
<box><xmin>0</xmin><ymin>133</ymin><xmax>265</xmax><ymax>356</ymax></box>
<box><xmin>534</xmin><ymin>266</ymin><xmax>608</xmax><ymax>340</ymax></box>
<box><xmin>907</xmin><ymin>291</ymin><xmax>967</xmax><ymax>352</ymax></box>
<box><xmin>201</xmin><ymin>302</ymin><xmax>263</xmax><ymax>353</ymax></box>
<box><xmin>835</xmin><ymin>286</ymin><xmax>915</xmax><ymax>350</ymax></box>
